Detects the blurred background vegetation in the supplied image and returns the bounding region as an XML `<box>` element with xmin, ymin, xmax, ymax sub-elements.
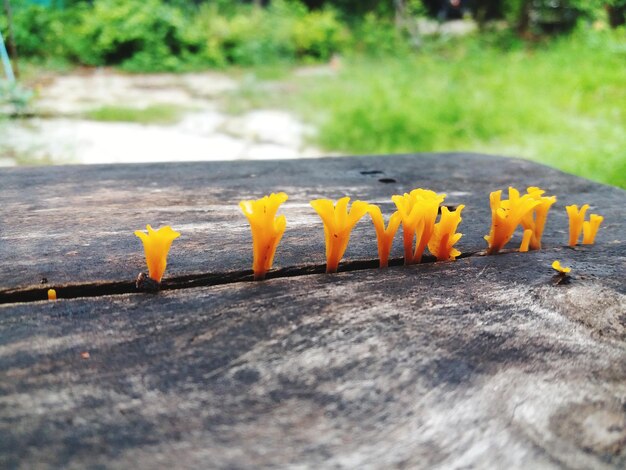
<box><xmin>1</xmin><ymin>0</ymin><xmax>625</xmax><ymax>187</ymax></box>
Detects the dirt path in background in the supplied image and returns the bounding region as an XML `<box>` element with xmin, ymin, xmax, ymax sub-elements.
<box><xmin>0</xmin><ymin>69</ymin><xmax>325</xmax><ymax>166</ymax></box>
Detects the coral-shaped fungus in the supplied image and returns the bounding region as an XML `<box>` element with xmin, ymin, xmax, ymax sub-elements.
<box><xmin>566</xmin><ymin>205</ymin><xmax>604</xmax><ymax>246</ymax></box>
<box><xmin>310</xmin><ymin>197</ymin><xmax>369</xmax><ymax>273</ymax></box>
<box><xmin>565</xmin><ymin>204</ymin><xmax>589</xmax><ymax>246</ymax></box>
<box><xmin>428</xmin><ymin>205</ymin><xmax>465</xmax><ymax>261</ymax></box>
<box><xmin>367</xmin><ymin>204</ymin><xmax>402</xmax><ymax>268</ymax></box>
<box><xmin>551</xmin><ymin>260</ymin><xmax>571</xmax><ymax>274</ymax></box>
<box><xmin>392</xmin><ymin>189</ymin><xmax>446</xmax><ymax>264</ymax></box>
<box><xmin>484</xmin><ymin>187</ymin><xmax>541</xmax><ymax>255</ymax></box>
<box><xmin>239</xmin><ymin>192</ymin><xmax>288</xmax><ymax>280</ymax></box>
<box><xmin>135</xmin><ymin>225</ymin><xmax>181</xmax><ymax>283</ymax></box>
<box><xmin>582</xmin><ymin>214</ymin><xmax>603</xmax><ymax>245</ymax></box>
<box><xmin>520</xmin><ymin>186</ymin><xmax>557</xmax><ymax>250</ymax></box>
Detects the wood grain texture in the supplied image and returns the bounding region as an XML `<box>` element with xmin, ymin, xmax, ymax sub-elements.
<box><xmin>1</xmin><ymin>154</ymin><xmax>625</xmax><ymax>469</ymax></box>
<box><xmin>1</xmin><ymin>153</ymin><xmax>623</xmax><ymax>291</ymax></box>
<box><xmin>1</xmin><ymin>244</ymin><xmax>625</xmax><ymax>469</ymax></box>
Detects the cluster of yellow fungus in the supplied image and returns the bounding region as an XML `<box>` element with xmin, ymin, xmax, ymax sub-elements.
<box><xmin>134</xmin><ymin>225</ymin><xmax>181</xmax><ymax>283</ymax></box>
<box><xmin>310</xmin><ymin>197</ymin><xmax>369</xmax><ymax>273</ymax></box>
<box><xmin>428</xmin><ymin>205</ymin><xmax>465</xmax><ymax>261</ymax></box>
<box><xmin>240</xmin><ymin>192</ymin><xmax>289</xmax><ymax>280</ymax></box>
<box><xmin>484</xmin><ymin>187</ymin><xmax>542</xmax><ymax>255</ymax></box>
<box><xmin>521</xmin><ymin>187</ymin><xmax>557</xmax><ymax>250</ymax></box>
<box><xmin>128</xmin><ymin>186</ymin><xmax>603</xmax><ymax>289</ymax></box>
<box><xmin>392</xmin><ymin>189</ymin><xmax>447</xmax><ymax>264</ymax></box>
<box><xmin>566</xmin><ymin>204</ymin><xmax>604</xmax><ymax>246</ymax></box>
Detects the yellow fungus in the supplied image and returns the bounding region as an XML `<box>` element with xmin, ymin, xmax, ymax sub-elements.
<box><xmin>47</xmin><ymin>289</ymin><xmax>57</xmax><ymax>301</ymax></box>
<box><xmin>240</xmin><ymin>192</ymin><xmax>288</xmax><ymax>281</ymax></box>
<box><xmin>428</xmin><ymin>205</ymin><xmax>465</xmax><ymax>261</ymax></box>
<box><xmin>519</xmin><ymin>229</ymin><xmax>533</xmax><ymax>252</ymax></box>
<box><xmin>392</xmin><ymin>189</ymin><xmax>446</xmax><ymax>264</ymax></box>
<box><xmin>582</xmin><ymin>214</ymin><xmax>604</xmax><ymax>245</ymax></box>
<box><xmin>310</xmin><ymin>197</ymin><xmax>369</xmax><ymax>273</ymax></box>
<box><xmin>134</xmin><ymin>225</ymin><xmax>181</xmax><ymax>283</ymax></box>
<box><xmin>565</xmin><ymin>204</ymin><xmax>590</xmax><ymax>246</ymax></box>
<box><xmin>367</xmin><ymin>205</ymin><xmax>402</xmax><ymax>268</ymax></box>
<box><xmin>521</xmin><ymin>187</ymin><xmax>557</xmax><ymax>250</ymax></box>
<box><xmin>552</xmin><ymin>260</ymin><xmax>571</xmax><ymax>274</ymax></box>
<box><xmin>484</xmin><ymin>187</ymin><xmax>541</xmax><ymax>255</ymax></box>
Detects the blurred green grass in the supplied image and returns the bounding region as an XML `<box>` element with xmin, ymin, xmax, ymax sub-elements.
<box><xmin>85</xmin><ymin>104</ymin><xmax>185</xmax><ymax>124</ymax></box>
<box><xmin>232</xmin><ymin>29</ymin><xmax>626</xmax><ymax>188</ymax></box>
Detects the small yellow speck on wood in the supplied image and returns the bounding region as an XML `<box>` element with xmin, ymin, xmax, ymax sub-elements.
<box><xmin>552</xmin><ymin>260</ymin><xmax>571</xmax><ymax>274</ymax></box>
<box><xmin>240</xmin><ymin>192</ymin><xmax>289</xmax><ymax>281</ymax></box>
<box><xmin>134</xmin><ymin>225</ymin><xmax>181</xmax><ymax>283</ymax></box>
<box><xmin>310</xmin><ymin>197</ymin><xmax>369</xmax><ymax>273</ymax></box>
<box><xmin>367</xmin><ymin>204</ymin><xmax>402</xmax><ymax>268</ymax></box>
<box><xmin>392</xmin><ymin>189</ymin><xmax>446</xmax><ymax>264</ymax></box>
<box><xmin>47</xmin><ymin>289</ymin><xmax>57</xmax><ymax>301</ymax></box>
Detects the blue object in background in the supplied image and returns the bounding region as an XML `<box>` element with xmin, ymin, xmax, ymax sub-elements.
<box><xmin>0</xmin><ymin>31</ymin><xmax>16</xmax><ymax>82</ymax></box>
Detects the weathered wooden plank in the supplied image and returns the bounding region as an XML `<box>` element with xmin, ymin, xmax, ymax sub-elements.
<box><xmin>1</xmin><ymin>153</ymin><xmax>623</xmax><ymax>291</ymax></box>
<box><xmin>1</xmin><ymin>245</ymin><xmax>624</xmax><ymax>469</ymax></box>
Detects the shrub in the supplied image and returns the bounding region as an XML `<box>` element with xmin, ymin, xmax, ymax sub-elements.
<box><xmin>67</xmin><ymin>0</ymin><xmax>203</xmax><ymax>71</ymax></box>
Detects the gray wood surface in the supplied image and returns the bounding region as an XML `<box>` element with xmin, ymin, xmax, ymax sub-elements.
<box><xmin>1</xmin><ymin>153</ymin><xmax>623</xmax><ymax>292</ymax></box>
<box><xmin>1</xmin><ymin>246</ymin><xmax>624</xmax><ymax>469</ymax></box>
<box><xmin>0</xmin><ymin>153</ymin><xmax>625</xmax><ymax>469</ymax></box>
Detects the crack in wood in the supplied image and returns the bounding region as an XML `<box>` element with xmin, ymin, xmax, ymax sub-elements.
<box><xmin>0</xmin><ymin>251</ymin><xmax>481</xmax><ymax>305</ymax></box>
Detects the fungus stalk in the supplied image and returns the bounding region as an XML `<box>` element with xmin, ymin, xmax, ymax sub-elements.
<box><xmin>240</xmin><ymin>192</ymin><xmax>288</xmax><ymax>281</ymax></box>
<box><xmin>484</xmin><ymin>187</ymin><xmax>540</xmax><ymax>255</ymax></box>
<box><xmin>134</xmin><ymin>225</ymin><xmax>181</xmax><ymax>284</ymax></box>
<box><xmin>521</xmin><ymin>186</ymin><xmax>557</xmax><ymax>250</ymax></box>
<box><xmin>368</xmin><ymin>205</ymin><xmax>401</xmax><ymax>268</ymax></box>
<box><xmin>392</xmin><ymin>189</ymin><xmax>446</xmax><ymax>264</ymax></box>
<box><xmin>582</xmin><ymin>214</ymin><xmax>603</xmax><ymax>245</ymax></box>
<box><xmin>428</xmin><ymin>205</ymin><xmax>465</xmax><ymax>261</ymax></box>
<box><xmin>565</xmin><ymin>204</ymin><xmax>589</xmax><ymax>246</ymax></box>
<box><xmin>310</xmin><ymin>197</ymin><xmax>369</xmax><ymax>273</ymax></box>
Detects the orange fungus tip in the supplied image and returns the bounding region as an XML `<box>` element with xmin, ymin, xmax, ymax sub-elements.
<box><xmin>47</xmin><ymin>289</ymin><xmax>57</xmax><ymax>301</ymax></box>
<box><xmin>367</xmin><ymin>204</ymin><xmax>402</xmax><ymax>268</ymax></box>
<box><xmin>484</xmin><ymin>187</ymin><xmax>541</xmax><ymax>255</ymax></box>
<box><xmin>134</xmin><ymin>225</ymin><xmax>181</xmax><ymax>283</ymax></box>
<box><xmin>392</xmin><ymin>188</ymin><xmax>446</xmax><ymax>264</ymax></box>
<box><xmin>310</xmin><ymin>197</ymin><xmax>369</xmax><ymax>273</ymax></box>
<box><xmin>552</xmin><ymin>260</ymin><xmax>571</xmax><ymax>274</ymax></box>
<box><xmin>428</xmin><ymin>204</ymin><xmax>465</xmax><ymax>261</ymax></box>
<box><xmin>239</xmin><ymin>192</ymin><xmax>288</xmax><ymax>281</ymax></box>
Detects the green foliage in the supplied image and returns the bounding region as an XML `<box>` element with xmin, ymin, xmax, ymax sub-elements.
<box><xmin>2</xmin><ymin>0</ymin><xmax>352</xmax><ymax>70</ymax></box>
<box><xmin>0</xmin><ymin>81</ymin><xmax>34</xmax><ymax>114</ymax></box>
<box><xmin>273</xmin><ymin>29</ymin><xmax>626</xmax><ymax>188</ymax></box>
<box><xmin>353</xmin><ymin>13</ymin><xmax>411</xmax><ymax>56</ymax></box>
<box><xmin>0</xmin><ymin>1</ymin><xmax>77</xmax><ymax>58</ymax></box>
<box><xmin>191</xmin><ymin>1</ymin><xmax>350</xmax><ymax>67</ymax></box>
<box><xmin>67</xmin><ymin>0</ymin><xmax>203</xmax><ymax>71</ymax></box>
<box><xmin>85</xmin><ymin>104</ymin><xmax>185</xmax><ymax>124</ymax></box>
